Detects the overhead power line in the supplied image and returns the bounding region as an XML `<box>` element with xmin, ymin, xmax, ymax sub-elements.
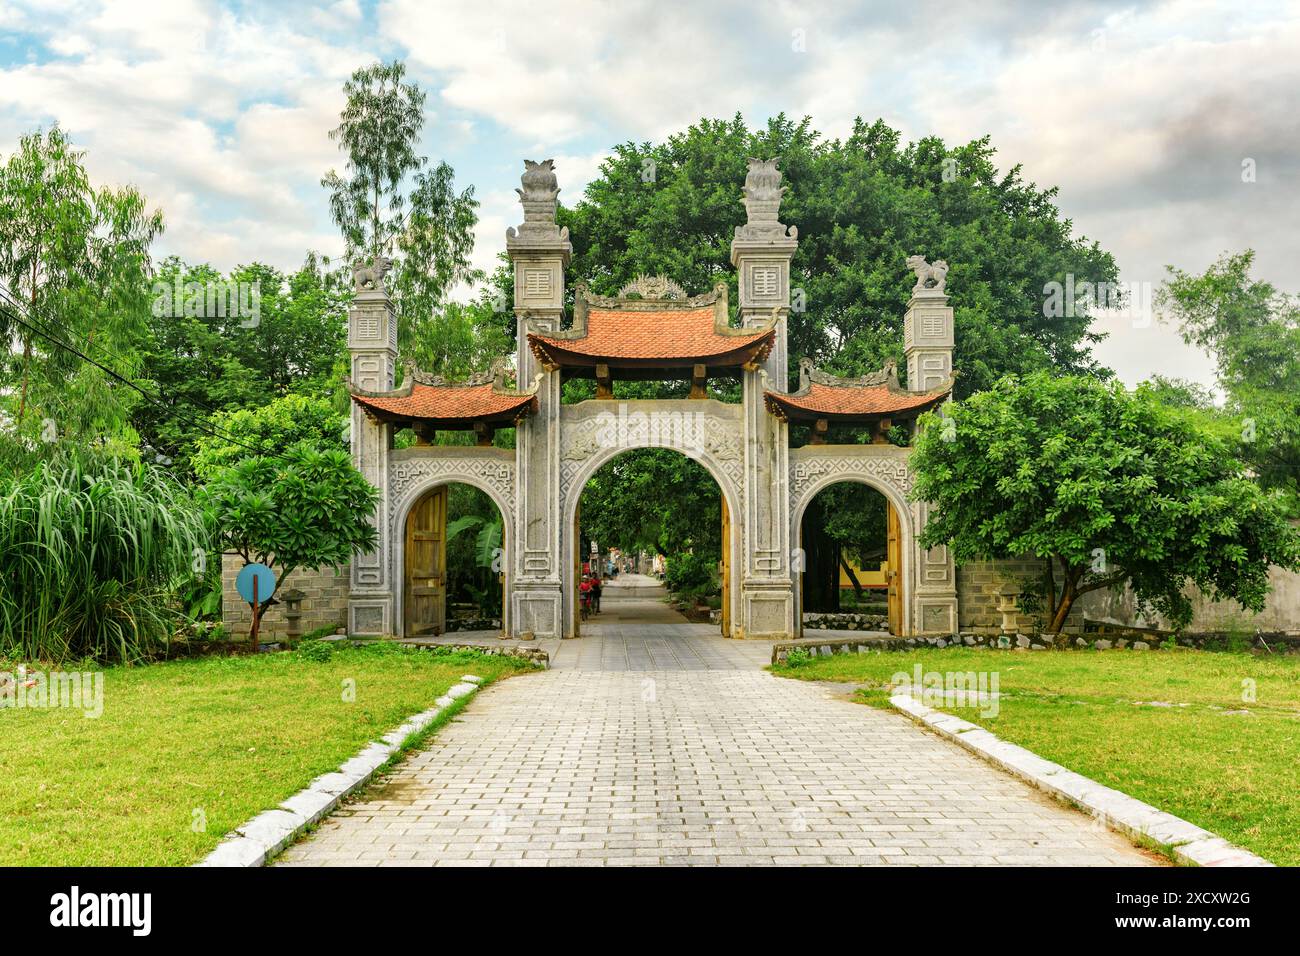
<box><xmin>0</xmin><ymin>285</ymin><xmax>288</xmax><ymax>464</ymax></box>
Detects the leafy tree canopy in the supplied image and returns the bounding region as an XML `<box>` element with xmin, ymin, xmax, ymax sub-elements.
<box><xmin>560</xmin><ymin>113</ymin><xmax>1118</xmax><ymax>396</ymax></box>
<box><xmin>1159</xmin><ymin>250</ymin><xmax>1300</xmax><ymax>516</ymax></box>
<box><xmin>911</xmin><ymin>372</ymin><xmax>1300</xmax><ymax>633</ymax></box>
<box><xmin>135</xmin><ymin>254</ymin><xmax>349</xmax><ymax>473</ymax></box>
<box><xmin>192</xmin><ymin>393</ymin><xmax>347</xmax><ymax>482</ymax></box>
<box><xmin>322</xmin><ymin>59</ymin><xmax>480</xmax><ymax>359</ymax></box>
<box><xmin>0</xmin><ymin>125</ymin><xmax>162</xmax><ymax>451</ymax></box>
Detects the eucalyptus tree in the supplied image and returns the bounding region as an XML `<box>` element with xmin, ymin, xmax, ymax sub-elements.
<box><xmin>1159</xmin><ymin>250</ymin><xmax>1300</xmax><ymax>517</ymax></box>
<box><xmin>321</xmin><ymin>60</ymin><xmax>480</xmax><ymax>360</ymax></box>
<box><xmin>0</xmin><ymin>126</ymin><xmax>162</xmax><ymax>447</ymax></box>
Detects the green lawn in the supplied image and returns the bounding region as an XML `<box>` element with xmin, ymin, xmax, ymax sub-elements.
<box><xmin>0</xmin><ymin>643</ymin><xmax>536</xmax><ymax>866</ymax></box>
<box><xmin>772</xmin><ymin>647</ymin><xmax>1300</xmax><ymax>866</ymax></box>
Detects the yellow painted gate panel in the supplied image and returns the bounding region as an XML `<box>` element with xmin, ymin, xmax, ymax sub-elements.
<box><xmin>720</xmin><ymin>494</ymin><xmax>731</xmax><ymax>638</ymax></box>
<box><xmin>405</xmin><ymin>486</ymin><xmax>447</xmax><ymax>637</ymax></box>
<box><xmin>886</xmin><ymin>500</ymin><xmax>902</xmax><ymax>635</ymax></box>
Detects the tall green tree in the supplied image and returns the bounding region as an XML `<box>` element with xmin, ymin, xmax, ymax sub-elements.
<box><xmin>135</xmin><ymin>255</ymin><xmax>349</xmax><ymax>473</ymax></box>
<box><xmin>911</xmin><ymin>373</ymin><xmax>1300</xmax><ymax>634</ymax></box>
<box><xmin>561</xmin><ymin>114</ymin><xmax>1118</xmax><ymax>396</ymax></box>
<box><xmin>0</xmin><ymin>126</ymin><xmax>162</xmax><ymax>448</ymax></box>
<box><xmin>321</xmin><ymin>59</ymin><xmax>480</xmax><ymax>358</ymax></box>
<box><xmin>1159</xmin><ymin>250</ymin><xmax>1300</xmax><ymax>516</ymax></box>
<box><xmin>201</xmin><ymin>447</ymin><xmax>378</xmax><ymax>647</ymax></box>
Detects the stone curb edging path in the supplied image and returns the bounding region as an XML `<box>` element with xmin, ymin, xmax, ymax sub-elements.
<box><xmin>889</xmin><ymin>693</ymin><xmax>1272</xmax><ymax>867</ymax></box>
<box><xmin>197</xmin><ymin>675</ymin><xmax>486</xmax><ymax>867</ymax></box>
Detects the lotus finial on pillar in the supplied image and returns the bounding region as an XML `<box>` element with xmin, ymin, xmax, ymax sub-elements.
<box><xmin>508</xmin><ymin>158</ymin><xmax>569</xmax><ymax>242</ymax></box>
<box><xmin>735</xmin><ymin>157</ymin><xmax>797</xmax><ymax>241</ymax></box>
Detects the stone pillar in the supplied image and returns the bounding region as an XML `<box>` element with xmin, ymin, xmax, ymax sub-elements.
<box><xmin>902</xmin><ymin>261</ymin><xmax>954</xmax><ymax>392</ymax></box>
<box><xmin>730</xmin><ymin>159</ymin><xmax>797</xmax><ymax>639</ymax></box>
<box><xmin>346</xmin><ymin>260</ymin><xmax>397</xmax><ymax>636</ymax></box>
<box><xmin>507</xmin><ymin>160</ymin><xmax>570</xmax><ymax>639</ymax></box>
<box><xmin>901</xmin><ymin>256</ymin><xmax>959</xmax><ymax>633</ymax></box>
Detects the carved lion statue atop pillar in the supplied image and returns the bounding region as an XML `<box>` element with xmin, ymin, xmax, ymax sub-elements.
<box><xmin>905</xmin><ymin>255</ymin><xmax>949</xmax><ymax>294</ymax></box>
<box><xmin>352</xmin><ymin>255</ymin><xmax>393</xmax><ymax>292</ymax></box>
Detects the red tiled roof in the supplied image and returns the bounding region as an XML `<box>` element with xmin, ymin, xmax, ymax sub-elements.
<box><xmin>350</xmin><ymin>381</ymin><xmax>536</xmax><ymax>425</ymax></box>
<box><xmin>766</xmin><ymin>381</ymin><xmax>950</xmax><ymax>422</ymax></box>
<box><xmin>529</xmin><ymin>305</ymin><xmax>773</xmax><ymax>366</ymax></box>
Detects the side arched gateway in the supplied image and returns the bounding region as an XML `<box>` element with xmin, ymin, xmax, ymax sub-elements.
<box><xmin>787</xmin><ymin>446</ymin><xmax>956</xmax><ymax>638</ymax></box>
<box><xmin>388</xmin><ymin>447</ymin><xmax>517</xmax><ymax>638</ymax></box>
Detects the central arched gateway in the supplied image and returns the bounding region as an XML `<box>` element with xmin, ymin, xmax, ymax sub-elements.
<box><xmin>559</xmin><ymin>403</ymin><xmax>745</xmax><ymax>637</ymax></box>
<box><xmin>341</xmin><ymin>156</ymin><xmax>960</xmax><ymax>641</ymax></box>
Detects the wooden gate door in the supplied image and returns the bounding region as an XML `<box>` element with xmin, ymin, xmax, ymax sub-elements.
<box><xmin>885</xmin><ymin>500</ymin><xmax>902</xmax><ymax>635</ymax></box>
<box><xmin>405</xmin><ymin>486</ymin><xmax>447</xmax><ymax>637</ymax></box>
<box><xmin>720</xmin><ymin>494</ymin><xmax>731</xmax><ymax>638</ymax></box>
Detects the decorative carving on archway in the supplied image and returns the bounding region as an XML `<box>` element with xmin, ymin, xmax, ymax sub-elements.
<box><xmin>557</xmin><ymin>403</ymin><xmax>744</xmax><ymax>502</ymax></box>
<box><xmin>790</xmin><ymin>453</ymin><xmax>915</xmax><ymax>504</ymax></box>
<box><xmin>388</xmin><ymin>454</ymin><xmax>515</xmax><ymax>525</ymax></box>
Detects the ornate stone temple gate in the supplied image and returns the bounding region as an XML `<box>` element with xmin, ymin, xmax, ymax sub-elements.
<box><xmin>342</xmin><ymin>158</ymin><xmax>959</xmax><ymax>640</ymax></box>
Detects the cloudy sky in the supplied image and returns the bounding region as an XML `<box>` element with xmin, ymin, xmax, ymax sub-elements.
<box><xmin>2</xmin><ymin>0</ymin><xmax>1297</xmax><ymax>387</ymax></box>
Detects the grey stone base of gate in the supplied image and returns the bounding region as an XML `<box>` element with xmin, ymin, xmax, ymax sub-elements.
<box><xmin>769</xmin><ymin>629</ymin><xmax>1300</xmax><ymax>664</ymax></box>
<box><xmin>197</xmin><ymin>675</ymin><xmax>486</xmax><ymax>867</ymax></box>
<box><xmin>773</xmin><ymin>633</ymin><xmax>931</xmax><ymax>664</ymax></box>
<box><xmin>803</xmin><ymin>611</ymin><xmax>888</xmax><ymax>631</ymax></box>
<box><xmin>891</xmin><ymin>693</ymin><xmax>1273</xmax><ymax>867</ymax></box>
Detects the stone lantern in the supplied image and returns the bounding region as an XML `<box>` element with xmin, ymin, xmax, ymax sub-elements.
<box><xmin>995</xmin><ymin>587</ymin><xmax>1022</xmax><ymax>637</ymax></box>
<box><xmin>281</xmin><ymin>588</ymin><xmax>306</xmax><ymax>644</ymax></box>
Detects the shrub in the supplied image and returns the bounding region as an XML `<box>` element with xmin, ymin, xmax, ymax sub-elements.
<box><xmin>296</xmin><ymin>639</ymin><xmax>335</xmax><ymax>662</ymax></box>
<box><xmin>664</xmin><ymin>551</ymin><xmax>716</xmax><ymax>596</ymax></box>
<box><xmin>201</xmin><ymin>446</ymin><xmax>379</xmax><ymax>648</ymax></box>
<box><xmin>783</xmin><ymin>648</ymin><xmax>813</xmax><ymax>668</ymax></box>
<box><xmin>0</xmin><ymin>451</ymin><xmax>208</xmax><ymax>664</ymax></box>
<box><xmin>913</xmin><ymin>373</ymin><xmax>1300</xmax><ymax>633</ymax></box>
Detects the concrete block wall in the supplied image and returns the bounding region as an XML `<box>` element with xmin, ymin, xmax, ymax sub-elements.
<box><xmin>221</xmin><ymin>554</ymin><xmax>350</xmax><ymax>640</ymax></box>
<box><xmin>1079</xmin><ymin>563</ymin><xmax>1300</xmax><ymax>635</ymax></box>
<box><xmin>960</xmin><ymin>557</ymin><xmax>1300</xmax><ymax>637</ymax></box>
<box><xmin>956</xmin><ymin>556</ymin><xmax>1083</xmax><ymax>634</ymax></box>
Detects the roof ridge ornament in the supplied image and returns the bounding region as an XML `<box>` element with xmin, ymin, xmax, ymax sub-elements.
<box><xmin>616</xmin><ymin>274</ymin><xmax>688</xmax><ymax>300</ymax></box>
<box><xmin>798</xmin><ymin>356</ymin><xmax>902</xmax><ymax>392</ymax></box>
<box><xmin>507</xmin><ymin>159</ymin><xmax>570</xmax><ymax>243</ymax></box>
<box><xmin>735</xmin><ymin>157</ymin><xmax>797</xmax><ymax>241</ymax></box>
<box><xmin>575</xmin><ymin>280</ymin><xmax>725</xmax><ymax>311</ymax></box>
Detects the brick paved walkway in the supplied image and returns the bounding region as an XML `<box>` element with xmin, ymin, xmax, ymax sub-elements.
<box><xmin>276</xmin><ymin>587</ymin><xmax>1155</xmax><ymax>867</ymax></box>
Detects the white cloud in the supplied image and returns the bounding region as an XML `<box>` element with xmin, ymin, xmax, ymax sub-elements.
<box><xmin>0</xmin><ymin>1</ymin><xmax>375</xmax><ymax>269</ymax></box>
<box><xmin>380</xmin><ymin>0</ymin><xmax>771</xmax><ymax>144</ymax></box>
<box><xmin>1</xmin><ymin>0</ymin><xmax>1296</xmax><ymax>390</ymax></box>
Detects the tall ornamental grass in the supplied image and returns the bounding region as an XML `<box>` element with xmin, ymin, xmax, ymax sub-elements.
<box><xmin>0</xmin><ymin>452</ymin><xmax>209</xmax><ymax>664</ymax></box>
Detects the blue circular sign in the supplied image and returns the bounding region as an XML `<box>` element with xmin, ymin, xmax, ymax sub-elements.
<box><xmin>236</xmin><ymin>563</ymin><xmax>276</xmax><ymax>604</ymax></box>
